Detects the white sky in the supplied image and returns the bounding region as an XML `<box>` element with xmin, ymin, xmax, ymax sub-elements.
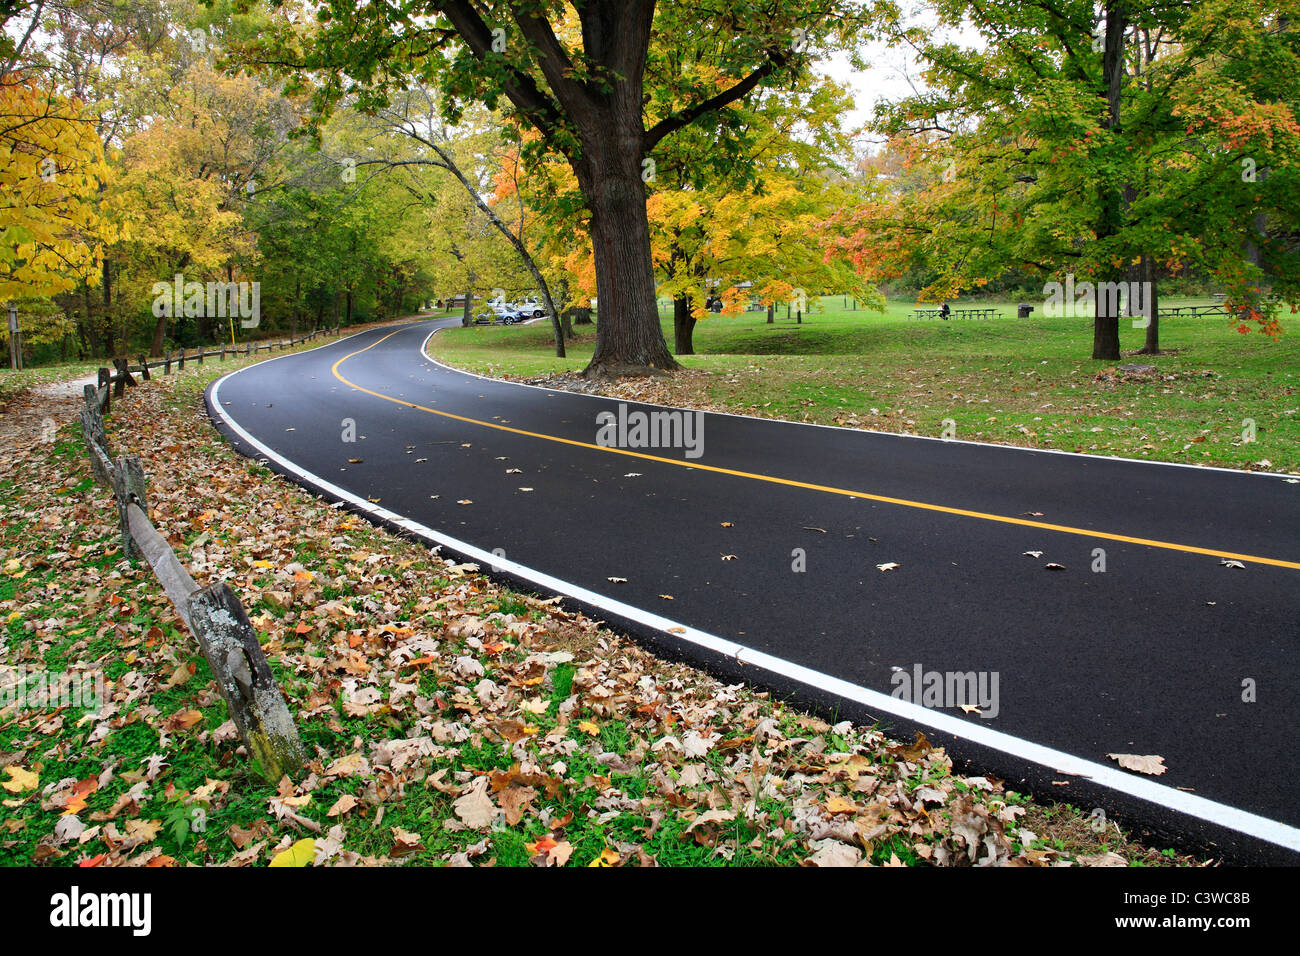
<box><xmin>819</xmin><ymin>43</ymin><xmax>928</xmax><ymax>150</ymax></box>
<box><xmin>816</xmin><ymin>12</ymin><xmax>983</xmax><ymax>153</ymax></box>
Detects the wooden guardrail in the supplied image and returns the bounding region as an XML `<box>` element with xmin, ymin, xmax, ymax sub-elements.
<box><xmin>85</xmin><ymin>326</ymin><xmax>342</xmax><ymax>413</ymax></box>
<box><xmin>79</xmin><ymin>372</ymin><xmax>307</xmax><ymax>781</ymax></box>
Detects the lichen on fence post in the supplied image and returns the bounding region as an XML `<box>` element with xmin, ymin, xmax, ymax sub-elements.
<box><xmin>80</xmin><ymin>392</ymin><xmax>112</xmax><ymax>486</ymax></box>
<box><xmin>111</xmin><ymin>455</ymin><xmax>146</xmax><ymax>560</ymax></box>
<box><xmin>185</xmin><ymin>583</ymin><xmax>307</xmax><ymax>782</ymax></box>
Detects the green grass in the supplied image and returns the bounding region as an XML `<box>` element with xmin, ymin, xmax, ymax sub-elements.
<box><xmin>428</xmin><ymin>296</ymin><xmax>1300</xmax><ymax>472</ymax></box>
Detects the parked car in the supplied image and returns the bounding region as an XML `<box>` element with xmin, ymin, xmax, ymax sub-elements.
<box><xmin>517</xmin><ymin>296</ymin><xmax>547</xmax><ymax>318</ymax></box>
<box><xmin>475</xmin><ymin>304</ymin><xmax>524</xmax><ymax>325</ymax></box>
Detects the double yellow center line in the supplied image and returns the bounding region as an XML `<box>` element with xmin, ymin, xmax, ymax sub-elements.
<box><xmin>329</xmin><ymin>329</ymin><xmax>1300</xmax><ymax>571</ymax></box>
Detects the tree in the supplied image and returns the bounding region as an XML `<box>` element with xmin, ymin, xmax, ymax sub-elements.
<box><xmin>353</xmin><ymin>93</ymin><xmax>568</xmax><ymax>355</ymax></box>
<box><xmin>0</xmin><ymin>72</ymin><xmax>115</xmax><ymax>302</ymax></box>
<box><xmin>845</xmin><ymin>0</ymin><xmax>1299</xmax><ymax>360</ymax></box>
<box><xmin>240</xmin><ymin>0</ymin><xmax>869</xmax><ymax>377</ymax></box>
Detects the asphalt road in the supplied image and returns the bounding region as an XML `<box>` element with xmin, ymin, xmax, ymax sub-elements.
<box><xmin>206</xmin><ymin>317</ymin><xmax>1300</xmax><ymax>862</ymax></box>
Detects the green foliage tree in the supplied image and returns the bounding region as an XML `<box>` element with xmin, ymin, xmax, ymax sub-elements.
<box><xmin>239</xmin><ymin>0</ymin><xmax>872</xmax><ymax>377</ymax></box>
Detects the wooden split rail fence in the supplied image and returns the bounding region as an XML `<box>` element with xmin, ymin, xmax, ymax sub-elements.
<box><xmin>77</xmin><ymin>333</ymin><xmax>322</xmax><ymax>781</ymax></box>
<box><xmin>89</xmin><ymin>326</ymin><xmax>341</xmax><ymax>413</ymax></box>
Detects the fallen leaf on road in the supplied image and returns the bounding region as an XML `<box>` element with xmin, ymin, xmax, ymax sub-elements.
<box><xmin>1107</xmin><ymin>753</ymin><xmax>1167</xmax><ymax>776</ymax></box>
<box><xmin>876</xmin><ymin>562</ymin><xmax>900</xmax><ymax>572</ymax></box>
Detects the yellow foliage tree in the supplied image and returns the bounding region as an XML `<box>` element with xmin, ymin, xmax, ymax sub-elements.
<box><xmin>0</xmin><ymin>73</ymin><xmax>116</xmax><ymax>302</ymax></box>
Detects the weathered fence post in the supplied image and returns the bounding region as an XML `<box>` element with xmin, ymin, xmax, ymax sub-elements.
<box><xmin>164</xmin><ymin>350</ymin><xmax>171</xmax><ymax>375</ymax></box>
<box><xmin>185</xmin><ymin>583</ymin><xmax>306</xmax><ymax>781</ymax></box>
<box><xmin>137</xmin><ymin>355</ymin><xmax>150</xmax><ymax>381</ymax></box>
<box><xmin>112</xmin><ymin>357</ymin><xmax>136</xmax><ymax>392</ymax></box>
<box><xmin>177</xmin><ymin>346</ymin><xmax>185</xmax><ymax>370</ymax></box>
<box><xmin>220</xmin><ymin>344</ymin><xmax>225</xmax><ymax>361</ymax></box>
<box><xmin>80</xmin><ymin>391</ymin><xmax>111</xmax><ymax>486</ymax></box>
<box><xmin>97</xmin><ymin>368</ymin><xmax>112</xmax><ymax>413</ymax></box>
<box><xmin>197</xmin><ymin>346</ymin><xmax>204</xmax><ymax>365</ymax></box>
<box><xmin>111</xmin><ymin>455</ymin><xmax>147</xmax><ymax>560</ymax></box>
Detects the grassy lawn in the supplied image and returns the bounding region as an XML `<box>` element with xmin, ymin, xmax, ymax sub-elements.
<box><xmin>428</xmin><ymin>296</ymin><xmax>1300</xmax><ymax>473</ymax></box>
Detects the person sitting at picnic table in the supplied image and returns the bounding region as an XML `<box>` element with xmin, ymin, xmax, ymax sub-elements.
<box><xmin>939</xmin><ymin>301</ymin><xmax>951</xmax><ymax>320</ymax></box>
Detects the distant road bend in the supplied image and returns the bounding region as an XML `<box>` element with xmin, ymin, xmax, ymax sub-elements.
<box><xmin>207</xmin><ymin>317</ymin><xmax>1300</xmax><ymax>863</ymax></box>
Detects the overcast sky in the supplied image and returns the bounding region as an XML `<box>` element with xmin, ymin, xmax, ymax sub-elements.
<box><xmin>817</xmin><ymin>12</ymin><xmax>984</xmax><ymax>153</ymax></box>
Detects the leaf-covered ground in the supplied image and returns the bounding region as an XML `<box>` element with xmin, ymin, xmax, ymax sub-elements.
<box><xmin>0</xmin><ymin>341</ymin><xmax>1206</xmax><ymax>867</ymax></box>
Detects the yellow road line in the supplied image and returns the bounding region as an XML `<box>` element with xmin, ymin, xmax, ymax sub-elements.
<box><xmin>329</xmin><ymin>329</ymin><xmax>1300</xmax><ymax>571</ymax></box>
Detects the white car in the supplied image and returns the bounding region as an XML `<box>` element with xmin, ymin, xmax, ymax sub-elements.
<box><xmin>517</xmin><ymin>296</ymin><xmax>547</xmax><ymax>318</ymax></box>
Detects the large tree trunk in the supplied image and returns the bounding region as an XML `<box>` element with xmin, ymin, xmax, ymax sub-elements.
<box><xmin>461</xmin><ymin>282</ymin><xmax>473</xmax><ymax>327</ymax></box>
<box><xmin>574</xmin><ymin>115</ymin><xmax>677</xmax><ymax>378</ymax></box>
<box><xmin>1093</xmin><ymin>294</ymin><xmax>1122</xmax><ymax>360</ymax></box>
<box><xmin>1093</xmin><ymin>1</ymin><xmax>1129</xmax><ymax>361</ymax></box>
<box><xmin>673</xmin><ymin>294</ymin><xmax>696</xmax><ymax>355</ymax></box>
<box><xmin>573</xmin><ymin>306</ymin><xmax>592</xmax><ymax>325</ymax></box>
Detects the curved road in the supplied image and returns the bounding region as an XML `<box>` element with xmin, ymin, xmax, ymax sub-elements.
<box><xmin>206</xmin><ymin>317</ymin><xmax>1300</xmax><ymax>863</ymax></box>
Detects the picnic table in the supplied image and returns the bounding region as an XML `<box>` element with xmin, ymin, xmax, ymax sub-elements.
<box><xmin>1158</xmin><ymin>304</ymin><xmax>1228</xmax><ymax>319</ymax></box>
<box><xmin>912</xmin><ymin>307</ymin><xmax>1002</xmax><ymax>320</ymax></box>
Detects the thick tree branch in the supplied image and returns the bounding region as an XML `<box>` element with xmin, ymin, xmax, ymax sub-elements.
<box><xmin>644</xmin><ymin>48</ymin><xmax>791</xmax><ymax>152</ymax></box>
<box><xmin>437</xmin><ymin>0</ymin><xmax>567</xmax><ymax>141</ymax></box>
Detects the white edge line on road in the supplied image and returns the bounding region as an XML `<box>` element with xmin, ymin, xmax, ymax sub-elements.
<box><xmin>418</xmin><ymin>323</ymin><xmax>1300</xmax><ymax>482</ymax></box>
<box><xmin>206</xmin><ymin>323</ymin><xmax>1300</xmax><ymax>854</ymax></box>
